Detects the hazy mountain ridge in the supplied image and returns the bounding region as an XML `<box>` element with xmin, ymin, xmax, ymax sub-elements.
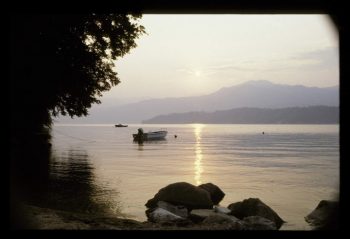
<box><xmin>56</xmin><ymin>80</ymin><xmax>339</xmax><ymax>123</ymax></box>
<box><xmin>142</xmin><ymin>106</ymin><xmax>339</xmax><ymax>124</ymax></box>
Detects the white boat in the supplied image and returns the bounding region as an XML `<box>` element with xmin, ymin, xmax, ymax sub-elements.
<box><xmin>133</xmin><ymin>128</ymin><xmax>167</xmax><ymax>141</ymax></box>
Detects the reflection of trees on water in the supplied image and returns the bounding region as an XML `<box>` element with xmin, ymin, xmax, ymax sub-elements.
<box><xmin>11</xmin><ymin>135</ymin><xmax>52</xmax><ymax>228</ymax></box>
<box><xmin>11</xmin><ymin>140</ymin><xmax>123</xmax><ymax>218</ymax></box>
<box><xmin>11</xmin><ymin>137</ymin><xmax>51</xmax><ymax>205</ymax></box>
<box><xmin>47</xmin><ymin>148</ymin><xmax>123</xmax><ymax>216</ymax></box>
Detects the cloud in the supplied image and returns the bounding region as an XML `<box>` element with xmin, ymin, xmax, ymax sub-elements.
<box><xmin>207</xmin><ymin>64</ymin><xmax>253</xmax><ymax>71</ymax></box>
<box><xmin>176</xmin><ymin>46</ymin><xmax>338</xmax><ymax>79</ymax></box>
<box><xmin>289</xmin><ymin>47</ymin><xmax>338</xmax><ymax>70</ymax></box>
<box><xmin>176</xmin><ymin>68</ymin><xmax>193</xmax><ymax>74</ymax></box>
<box><xmin>231</xmin><ymin>47</ymin><xmax>338</xmax><ymax>72</ymax></box>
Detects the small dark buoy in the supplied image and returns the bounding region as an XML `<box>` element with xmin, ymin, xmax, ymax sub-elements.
<box><xmin>174</xmin><ymin>134</ymin><xmax>177</xmax><ymax>138</ymax></box>
<box><xmin>262</xmin><ymin>132</ymin><xmax>265</xmax><ymax>135</ymax></box>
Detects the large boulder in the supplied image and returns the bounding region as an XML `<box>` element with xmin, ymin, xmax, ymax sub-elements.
<box><xmin>145</xmin><ymin>182</ymin><xmax>213</xmax><ymax>209</ymax></box>
<box><xmin>228</xmin><ymin>198</ymin><xmax>284</xmax><ymax>229</ymax></box>
<box><xmin>305</xmin><ymin>200</ymin><xmax>339</xmax><ymax>229</ymax></box>
<box><xmin>198</xmin><ymin>183</ymin><xmax>225</xmax><ymax>205</ymax></box>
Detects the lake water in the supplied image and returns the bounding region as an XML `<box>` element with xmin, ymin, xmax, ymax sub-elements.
<box><xmin>44</xmin><ymin>124</ymin><xmax>339</xmax><ymax>230</ymax></box>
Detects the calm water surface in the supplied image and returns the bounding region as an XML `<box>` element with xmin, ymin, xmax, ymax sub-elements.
<box><xmin>46</xmin><ymin>124</ymin><xmax>339</xmax><ymax>230</ymax></box>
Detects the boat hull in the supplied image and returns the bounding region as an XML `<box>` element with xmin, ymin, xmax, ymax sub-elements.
<box><xmin>133</xmin><ymin>131</ymin><xmax>167</xmax><ymax>141</ymax></box>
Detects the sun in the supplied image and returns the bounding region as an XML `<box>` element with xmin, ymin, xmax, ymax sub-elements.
<box><xmin>194</xmin><ymin>70</ymin><xmax>201</xmax><ymax>77</ymax></box>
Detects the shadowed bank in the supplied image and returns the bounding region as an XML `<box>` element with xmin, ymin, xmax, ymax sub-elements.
<box><xmin>10</xmin><ymin>14</ymin><xmax>145</xmax><ymax>228</ymax></box>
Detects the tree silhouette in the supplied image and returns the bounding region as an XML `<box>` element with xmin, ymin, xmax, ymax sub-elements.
<box><xmin>10</xmin><ymin>14</ymin><xmax>145</xmax><ymax>140</ymax></box>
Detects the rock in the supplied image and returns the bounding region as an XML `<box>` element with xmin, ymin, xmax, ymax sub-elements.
<box><xmin>202</xmin><ymin>214</ymin><xmax>244</xmax><ymax>230</ymax></box>
<box><xmin>243</xmin><ymin>216</ymin><xmax>277</xmax><ymax>230</ymax></box>
<box><xmin>145</xmin><ymin>182</ymin><xmax>213</xmax><ymax>210</ymax></box>
<box><xmin>305</xmin><ymin>200</ymin><xmax>339</xmax><ymax>229</ymax></box>
<box><xmin>198</xmin><ymin>183</ymin><xmax>225</xmax><ymax>205</ymax></box>
<box><xmin>146</xmin><ymin>207</ymin><xmax>187</xmax><ymax>224</ymax></box>
<box><xmin>228</xmin><ymin>198</ymin><xmax>284</xmax><ymax>229</ymax></box>
<box><xmin>213</xmin><ymin>205</ymin><xmax>231</xmax><ymax>214</ymax></box>
<box><xmin>189</xmin><ymin>209</ymin><xmax>215</xmax><ymax>222</ymax></box>
<box><xmin>157</xmin><ymin>201</ymin><xmax>188</xmax><ymax>218</ymax></box>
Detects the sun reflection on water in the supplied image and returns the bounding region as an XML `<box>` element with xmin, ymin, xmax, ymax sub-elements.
<box><xmin>194</xmin><ymin>124</ymin><xmax>204</xmax><ymax>185</ymax></box>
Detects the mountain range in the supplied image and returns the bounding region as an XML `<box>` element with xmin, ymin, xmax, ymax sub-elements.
<box><xmin>142</xmin><ymin>106</ymin><xmax>339</xmax><ymax>124</ymax></box>
<box><xmin>56</xmin><ymin>80</ymin><xmax>339</xmax><ymax>123</ymax></box>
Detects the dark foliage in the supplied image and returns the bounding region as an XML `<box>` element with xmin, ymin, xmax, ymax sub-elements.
<box><xmin>10</xmin><ymin>14</ymin><xmax>145</xmax><ymax>138</ymax></box>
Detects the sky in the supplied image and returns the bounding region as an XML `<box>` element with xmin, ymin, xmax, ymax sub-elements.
<box><xmin>102</xmin><ymin>14</ymin><xmax>338</xmax><ymax>103</ymax></box>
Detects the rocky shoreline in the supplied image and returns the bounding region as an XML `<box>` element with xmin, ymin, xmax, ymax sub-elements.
<box><xmin>17</xmin><ymin>204</ymin><xmax>278</xmax><ymax>230</ymax></box>
<box><xmin>143</xmin><ymin>182</ymin><xmax>284</xmax><ymax>230</ymax></box>
<box><xmin>14</xmin><ymin>182</ymin><xmax>338</xmax><ymax>230</ymax></box>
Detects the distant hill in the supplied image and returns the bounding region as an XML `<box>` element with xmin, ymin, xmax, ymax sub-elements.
<box><xmin>142</xmin><ymin>106</ymin><xmax>339</xmax><ymax>124</ymax></box>
<box><xmin>56</xmin><ymin>80</ymin><xmax>339</xmax><ymax>123</ymax></box>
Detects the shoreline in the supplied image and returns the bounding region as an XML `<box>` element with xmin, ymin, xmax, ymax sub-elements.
<box><xmin>16</xmin><ymin>204</ymin><xmax>153</xmax><ymax>230</ymax></box>
<box><xmin>16</xmin><ymin>204</ymin><xmax>226</xmax><ymax>230</ymax></box>
<box><xmin>13</xmin><ymin>197</ymin><xmax>338</xmax><ymax>230</ymax></box>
